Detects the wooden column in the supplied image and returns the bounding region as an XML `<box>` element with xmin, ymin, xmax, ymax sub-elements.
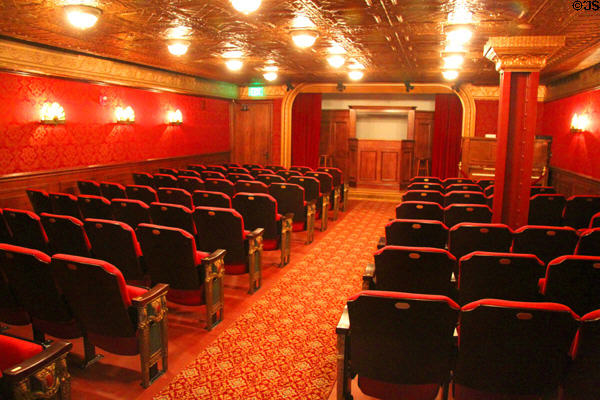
<box><xmin>484</xmin><ymin>36</ymin><xmax>564</xmax><ymax>228</ymax></box>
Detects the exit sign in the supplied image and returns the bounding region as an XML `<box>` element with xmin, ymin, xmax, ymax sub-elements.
<box><xmin>248</xmin><ymin>87</ymin><xmax>264</xmax><ymax>97</ymax></box>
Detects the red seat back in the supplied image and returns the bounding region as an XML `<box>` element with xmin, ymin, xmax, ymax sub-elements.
<box><xmin>564</xmin><ymin>309</ymin><xmax>600</xmax><ymax>400</ymax></box>
<box><xmin>149</xmin><ymin>202</ymin><xmax>195</xmax><ymax>235</ymax></box>
<box><xmin>444</xmin><ymin>204</ymin><xmax>492</xmax><ymax>228</ymax></box>
<box><xmin>269</xmin><ymin>183</ymin><xmax>305</xmax><ymax>224</ymax></box>
<box><xmin>563</xmin><ymin>195</ymin><xmax>600</xmax><ymax>229</ymax></box>
<box><xmin>192</xmin><ymin>190</ymin><xmax>232</xmax><ymax>208</ymax></box>
<box><xmin>3</xmin><ymin>209</ymin><xmax>48</xmax><ymax>252</ymax></box>
<box><xmin>204</xmin><ymin>178</ymin><xmax>235</xmax><ymax>198</ymax></box>
<box><xmin>157</xmin><ymin>187</ymin><xmax>193</xmax><ymax>209</ymax></box>
<box><xmin>402</xmin><ymin>190</ymin><xmax>444</xmax><ymax>205</ymax></box>
<box><xmin>110</xmin><ymin>199</ymin><xmax>151</xmax><ymax>228</ymax></box>
<box><xmin>289</xmin><ymin>176</ymin><xmax>320</xmax><ymax>203</ymax></box>
<box><xmin>40</xmin><ymin>213</ymin><xmax>91</xmax><ymax>257</ymax></box>
<box><xmin>132</xmin><ymin>172</ymin><xmax>154</xmax><ymax>188</ymax></box>
<box><xmin>178</xmin><ymin>176</ymin><xmax>205</xmax><ymax>194</ymax></box>
<box><xmin>576</xmin><ymin>227</ymin><xmax>600</xmax><ymax>256</ymax></box>
<box><xmin>125</xmin><ymin>185</ymin><xmax>158</xmax><ymax>205</ymax></box>
<box><xmin>99</xmin><ymin>182</ymin><xmax>126</xmax><ymax>201</ymax></box>
<box><xmin>234</xmin><ymin>180</ymin><xmax>269</xmax><ymax>194</ymax></box>
<box><xmin>395</xmin><ymin>201</ymin><xmax>443</xmax><ymax>221</ymax></box>
<box><xmin>77</xmin><ymin>180</ymin><xmax>102</xmax><ymax>196</ymax></box>
<box><xmin>192</xmin><ymin>207</ymin><xmax>246</xmax><ymax>267</ymax></box>
<box><xmin>513</xmin><ymin>225</ymin><xmax>578</xmax><ymax>265</ymax></box>
<box><xmin>77</xmin><ymin>195</ymin><xmax>112</xmax><ymax>220</ymax></box>
<box><xmin>26</xmin><ymin>189</ymin><xmax>52</xmax><ymax>215</ymax></box>
<box><xmin>448</xmin><ymin>223</ymin><xmax>513</xmax><ymax>260</ymax></box>
<box><xmin>407</xmin><ymin>182</ymin><xmax>444</xmax><ymax>192</ymax></box>
<box><xmin>49</xmin><ymin>192</ymin><xmax>81</xmax><ymax>219</ymax></box>
<box><xmin>444</xmin><ymin>191</ymin><xmax>486</xmax><ymax>207</ymax></box>
<box><xmin>528</xmin><ymin>194</ymin><xmax>566</xmax><ymax>226</ymax></box>
<box><xmin>256</xmin><ymin>174</ymin><xmax>286</xmax><ymax>185</ymax></box>
<box><xmin>410</xmin><ymin>176</ymin><xmax>443</xmax><ymax>185</ymax></box>
<box><xmin>232</xmin><ymin>193</ymin><xmax>279</xmax><ymax>241</ymax></box>
<box><xmin>385</xmin><ymin>219</ymin><xmax>448</xmax><ymax>249</ymax></box>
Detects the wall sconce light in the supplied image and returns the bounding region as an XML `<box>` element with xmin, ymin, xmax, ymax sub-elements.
<box><xmin>115</xmin><ymin>106</ymin><xmax>135</xmax><ymax>124</ymax></box>
<box><xmin>40</xmin><ymin>102</ymin><xmax>66</xmax><ymax>124</ymax></box>
<box><xmin>167</xmin><ymin>109</ymin><xmax>183</xmax><ymax>125</ymax></box>
<box><xmin>571</xmin><ymin>113</ymin><xmax>590</xmax><ymax>133</ymax></box>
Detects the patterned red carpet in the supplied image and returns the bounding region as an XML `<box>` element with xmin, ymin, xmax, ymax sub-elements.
<box><xmin>153</xmin><ymin>200</ymin><xmax>395</xmax><ymax>400</ymax></box>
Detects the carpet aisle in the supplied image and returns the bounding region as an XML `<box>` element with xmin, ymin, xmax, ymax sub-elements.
<box><xmin>154</xmin><ymin>200</ymin><xmax>396</xmax><ymax>399</ymax></box>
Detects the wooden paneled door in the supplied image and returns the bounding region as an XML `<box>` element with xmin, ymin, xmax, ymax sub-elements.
<box><xmin>232</xmin><ymin>101</ymin><xmax>273</xmax><ymax>165</ymax></box>
<box><xmin>413</xmin><ymin>111</ymin><xmax>435</xmax><ymax>175</ymax></box>
<box><xmin>320</xmin><ymin>110</ymin><xmax>350</xmax><ymax>179</ymax></box>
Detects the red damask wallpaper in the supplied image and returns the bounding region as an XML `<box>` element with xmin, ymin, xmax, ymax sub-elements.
<box><xmin>543</xmin><ymin>88</ymin><xmax>600</xmax><ymax>179</ymax></box>
<box><xmin>0</xmin><ymin>71</ymin><xmax>231</xmax><ymax>175</ymax></box>
<box><xmin>474</xmin><ymin>99</ymin><xmax>545</xmax><ymax>137</ymax></box>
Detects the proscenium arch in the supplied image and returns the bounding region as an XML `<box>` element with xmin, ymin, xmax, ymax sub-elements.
<box><xmin>280</xmin><ymin>82</ymin><xmax>476</xmax><ymax>167</ymax></box>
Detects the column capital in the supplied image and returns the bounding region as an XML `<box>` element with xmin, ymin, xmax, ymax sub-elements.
<box><xmin>484</xmin><ymin>36</ymin><xmax>565</xmax><ymax>72</ymax></box>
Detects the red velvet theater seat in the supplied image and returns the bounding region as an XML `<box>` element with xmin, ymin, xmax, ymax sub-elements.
<box><xmin>442</xmin><ymin>177</ymin><xmax>474</xmax><ymax>188</ymax></box>
<box><xmin>178</xmin><ymin>176</ymin><xmax>205</xmax><ymax>194</ymax></box>
<box><xmin>402</xmin><ymin>190</ymin><xmax>445</xmax><ymax>206</ymax></box>
<box><xmin>152</xmin><ymin>173</ymin><xmax>178</xmax><ymax>190</ymax></box>
<box><xmin>227</xmin><ymin>166</ymin><xmax>251</xmax><ymax>174</ymax></box>
<box><xmin>454</xmin><ymin>299</ymin><xmax>579</xmax><ymax>400</ymax></box>
<box><xmin>364</xmin><ymin>246</ymin><xmax>455</xmax><ymax>296</ymax></box>
<box><xmin>51</xmin><ymin>254</ymin><xmax>168</xmax><ymax>388</ymax></box>
<box><xmin>290</xmin><ymin>165</ymin><xmax>313</xmax><ymax>174</ymax></box>
<box><xmin>476</xmin><ymin>179</ymin><xmax>493</xmax><ymax>189</ymax></box>
<box><xmin>192</xmin><ymin>190</ymin><xmax>232</xmax><ymax>208</ymax></box>
<box><xmin>26</xmin><ymin>189</ymin><xmax>52</xmax><ymax>215</ymax></box>
<box><xmin>242</xmin><ymin>163</ymin><xmax>262</xmax><ymax>171</ymax></box>
<box><xmin>99</xmin><ymin>181</ymin><xmax>127</xmax><ymax>201</ymax></box>
<box><xmin>395</xmin><ymin>201</ymin><xmax>444</xmax><ymax>221</ymax></box>
<box><xmin>136</xmin><ymin>224</ymin><xmax>225</xmax><ymax>330</ymax></box>
<box><xmin>234</xmin><ymin>180</ymin><xmax>269</xmax><ymax>194</ymax></box>
<box><xmin>317</xmin><ymin>167</ymin><xmax>344</xmax><ymax>218</ymax></box>
<box><xmin>158</xmin><ymin>167</ymin><xmax>178</xmax><ymax>177</ymax></box>
<box><xmin>0</xmin><ymin>250</ymin><xmax>30</xmax><ymax>326</ymax></box>
<box><xmin>0</xmin><ymin>334</ymin><xmax>72</xmax><ymax>400</ymax></box>
<box><xmin>232</xmin><ymin>193</ymin><xmax>293</xmax><ymax>267</ymax></box>
<box><xmin>0</xmin><ymin>244</ymin><xmax>101</xmax><ymax>365</ymax></box>
<box><xmin>563</xmin><ymin>195</ymin><xmax>600</xmax><ymax>230</ymax></box>
<box><xmin>457</xmin><ymin>252</ymin><xmax>545</xmax><ymax>305</ymax></box>
<box><xmin>443</xmin><ymin>204</ymin><xmax>492</xmax><ymax>229</ymax></box>
<box><xmin>563</xmin><ymin>309</ymin><xmax>600</xmax><ymax>400</ymax></box>
<box><xmin>382</xmin><ymin>219</ymin><xmax>448</xmax><ymax>249</ymax></box>
<box><xmin>133</xmin><ymin>172</ymin><xmax>154</xmax><ymax>188</ymax></box>
<box><xmin>288</xmin><ymin>176</ymin><xmax>328</xmax><ymax>229</ymax></box>
<box><xmin>448</xmin><ymin>222</ymin><xmax>513</xmax><ymax>261</ymax></box>
<box><xmin>85</xmin><ymin>218</ymin><xmax>146</xmax><ymax>285</ymax></box>
<box><xmin>530</xmin><ymin>185</ymin><xmax>556</xmax><ymax>196</ymax></box>
<box><xmin>512</xmin><ymin>225</ymin><xmax>579</xmax><ymax>265</ymax></box>
<box><xmin>256</xmin><ymin>174</ymin><xmax>286</xmax><ymax>185</ymax></box>
<box><xmin>193</xmin><ymin>207</ymin><xmax>263</xmax><ymax>294</ymax></box>
<box><xmin>177</xmin><ymin>169</ymin><xmax>202</xmax><ymax>179</ymax></box>
<box><xmin>265</xmin><ymin>164</ymin><xmax>285</xmax><ymax>172</ymax></box>
<box><xmin>3</xmin><ymin>209</ymin><xmax>48</xmax><ymax>252</ymax></box>
<box><xmin>540</xmin><ymin>255</ymin><xmax>600</xmax><ymax>316</ymax></box>
<box><xmin>407</xmin><ymin>182</ymin><xmax>445</xmax><ymax>192</ymax></box>
<box><xmin>269</xmin><ymin>182</ymin><xmax>316</xmax><ymax>244</ymax></box>
<box><xmin>276</xmin><ymin>169</ymin><xmax>302</xmax><ymax>180</ymax></box>
<box><xmin>590</xmin><ymin>211</ymin><xmax>600</xmax><ymax>228</ymax></box>
<box><xmin>149</xmin><ymin>202</ymin><xmax>196</xmax><ymax>236</ymax></box>
<box><xmin>249</xmin><ymin>168</ymin><xmax>275</xmax><ymax>177</ymax></box>
<box><xmin>445</xmin><ymin>183</ymin><xmax>483</xmax><ymax>193</ymax></box>
<box><xmin>0</xmin><ymin>209</ymin><xmax>12</xmax><ymax>244</ymax></box>
<box><xmin>206</xmin><ymin>164</ymin><xmax>228</xmax><ymax>173</ymax></box>
<box><xmin>111</xmin><ymin>199</ymin><xmax>151</xmax><ymax>228</ymax></box>
<box><xmin>222</xmin><ymin>162</ymin><xmax>240</xmax><ymax>168</ymax></box>
<box><xmin>204</xmin><ymin>178</ymin><xmax>235</xmax><ymax>198</ymax></box>
<box><xmin>444</xmin><ymin>191</ymin><xmax>487</xmax><ymax>207</ymax></box>
<box><xmin>125</xmin><ymin>184</ymin><xmax>158</xmax><ymax>205</ymax></box>
<box><xmin>575</xmin><ymin>227</ymin><xmax>600</xmax><ymax>255</ymax></box>
<box><xmin>227</xmin><ymin>173</ymin><xmax>255</xmax><ymax>183</ymax></box>
<box><xmin>305</xmin><ymin>171</ymin><xmax>336</xmax><ymax>218</ymax></box>
<box><xmin>77</xmin><ymin>179</ymin><xmax>102</xmax><ymax>196</ymax></box>
<box><xmin>40</xmin><ymin>213</ymin><xmax>92</xmax><ymax>257</ymax></box>
<box><xmin>187</xmin><ymin>164</ymin><xmax>207</xmax><ymax>173</ymax></box>
<box><xmin>410</xmin><ymin>176</ymin><xmax>443</xmax><ymax>185</ymax></box>
<box><xmin>527</xmin><ymin>193</ymin><xmax>566</xmax><ymax>226</ymax></box>
<box><xmin>49</xmin><ymin>192</ymin><xmax>81</xmax><ymax>219</ymax></box>
<box><xmin>157</xmin><ymin>187</ymin><xmax>194</xmax><ymax>209</ymax></box>
<box><xmin>337</xmin><ymin>291</ymin><xmax>459</xmax><ymax>400</ymax></box>
<box><xmin>77</xmin><ymin>194</ymin><xmax>113</xmax><ymax>220</ymax></box>
<box><xmin>200</xmin><ymin>170</ymin><xmax>226</xmax><ymax>180</ymax></box>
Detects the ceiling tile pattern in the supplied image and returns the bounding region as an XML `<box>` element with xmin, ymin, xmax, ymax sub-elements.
<box><xmin>0</xmin><ymin>0</ymin><xmax>599</xmax><ymax>85</ymax></box>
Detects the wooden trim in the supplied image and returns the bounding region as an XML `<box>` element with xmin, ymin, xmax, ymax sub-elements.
<box><xmin>348</xmin><ymin>105</ymin><xmax>417</xmax><ymax>111</ymax></box>
<box><xmin>0</xmin><ymin>151</ymin><xmax>230</xmax><ymax>210</ymax></box>
<box><xmin>550</xmin><ymin>166</ymin><xmax>600</xmax><ymax>197</ymax></box>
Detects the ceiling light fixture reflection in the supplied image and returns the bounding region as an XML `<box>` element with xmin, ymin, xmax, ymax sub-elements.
<box><xmin>65</xmin><ymin>5</ymin><xmax>102</xmax><ymax>29</ymax></box>
<box><xmin>167</xmin><ymin>40</ymin><xmax>190</xmax><ymax>56</ymax></box>
<box><xmin>291</xmin><ymin>15</ymin><xmax>318</xmax><ymax>48</ymax></box>
<box><xmin>231</xmin><ymin>0</ymin><xmax>261</xmax><ymax>14</ymax></box>
<box><xmin>263</xmin><ymin>65</ymin><xmax>278</xmax><ymax>81</ymax></box>
<box><xmin>442</xmin><ymin>70</ymin><xmax>459</xmax><ymax>80</ymax></box>
<box><xmin>263</xmin><ymin>72</ymin><xmax>278</xmax><ymax>81</ymax></box>
<box><xmin>348</xmin><ymin>70</ymin><xmax>364</xmax><ymax>81</ymax></box>
<box><xmin>443</xmin><ymin>54</ymin><xmax>464</xmax><ymax>69</ymax></box>
<box><xmin>225</xmin><ymin>59</ymin><xmax>243</xmax><ymax>71</ymax></box>
<box><xmin>446</xmin><ymin>25</ymin><xmax>472</xmax><ymax>45</ymax></box>
<box><xmin>327</xmin><ymin>54</ymin><xmax>345</xmax><ymax>68</ymax></box>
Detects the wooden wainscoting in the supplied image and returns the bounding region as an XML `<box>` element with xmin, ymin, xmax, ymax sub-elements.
<box><xmin>348</xmin><ymin>138</ymin><xmax>412</xmax><ymax>190</ymax></box>
<box><xmin>550</xmin><ymin>167</ymin><xmax>600</xmax><ymax>197</ymax></box>
<box><xmin>0</xmin><ymin>152</ymin><xmax>230</xmax><ymax>210</ymax></box>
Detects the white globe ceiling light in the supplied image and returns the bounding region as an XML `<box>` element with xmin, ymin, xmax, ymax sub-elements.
<box><xmin>443</xmin><ymin>54</ymin><xmax>464</xmax><ymax>69</ymax></box>
<box><xmin>167</xmin><ymin>40</ymin><xmax>190</xmax><ymax>56</ymax></box>
<box><xmin>225</xmin><ymin>59</ymin><xmax>243</xmax><ymax>71</ymax></box>
<box><xmin>65</xmin><ymin>5</ymin><xmax>102</xmax><ymax>29</ymax></box>
<box><xmin>291</xmin><ymin>15</ymin><xmax>318</xmax><ymax>48</ymax></box>
<box><xmin>445</xmin><ymin>25</ymin><xmax>473</xmax><ymax>46</ymax></box>
<box><xmin>263</xmin><ymin>72</ymin><xmax>278</xmax><ymax>81</ymax></box>
<box><xmin>348</xmin><ymin>70</ymin><xmax>364</xmax><ymax>81</ymax></box>
<box><xmin>442</xmin><ymin>70</ymin><xmax>459</xmax><ymax>80</ymax></box>
<box><xmin>263</xmin><ymin>65</ymin><xmax>278</xmax><ymax>81</ymax></box>
<box><xmin>327</xmin><ymin>54</ymin><xmax>345</xmax><ymax>68</ymax></box>
<box><xmin>231</xmin><ymin>0</ymin><xmax>262</xmax><ymax>14</ymax></box>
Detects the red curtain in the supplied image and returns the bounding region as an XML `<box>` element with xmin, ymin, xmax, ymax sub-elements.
<box><xmin>432</xmin><ymin>94</ymin><xmax>463</xmax><ymax>179</ymax></box>
<box><xmin>291</xmin><ymin>93</ymin><xmax>322</xmax><ymax>169</ymax></box>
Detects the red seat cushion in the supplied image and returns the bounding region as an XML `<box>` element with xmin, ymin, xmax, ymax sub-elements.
<box><xmin>194</xmin><ymin>250</ymin><xmax>210</xmax><ymax>265</ymax></box>
<box><xmin>0</xmin><ymin>335</ymin><xmax>43</xmax><ymax>377</ymax></box>
<box><xmin>126</xmin><ymin>285</ymin><xmax>148</xmax><ymax>301</ymax></box>
<box><xmin>263</xmin><ymin>239</ymin><xmax>279</xmax><ymax>251</ymax></box>
<box><xmin>292</xmin><ymin>221</ymin><xmax>305</xmax><ymax>232</ymax></box>
<box><xmin>225</xmin><ymin>263</ymin><xmax>247</xmax><ymax>275</ymax></box>
<box><xmin>167</xmin><ymin>287</ymin><xmax>205</xmax><ymax>306</ymax></box>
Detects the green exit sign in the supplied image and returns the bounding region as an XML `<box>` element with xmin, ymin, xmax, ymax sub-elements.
<box><xmin>248</xmin><ymin>87</ymin><xmax>264</xmax><ymax>97</ymax></box>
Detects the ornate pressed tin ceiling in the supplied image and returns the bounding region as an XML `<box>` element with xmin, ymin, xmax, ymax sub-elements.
<box><xmin>0</xmin><ymin>0</ymin><xmax>599</xmax><ymax>85</ymax></box>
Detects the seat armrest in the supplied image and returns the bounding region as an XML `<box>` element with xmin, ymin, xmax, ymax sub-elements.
<box><xmin>131</xmin><ymin>283</ymin><xmax>169</xmax><ymax>307</ymax></box>
<box><xmin>200</xmin><ymin>249</ymin><xmax>226</xmax><ymax>264</ymax></box>
<box><xmin>307</xmin><ymin>199</ymin><xmax>317</xmax><ymax>206</ymax></box>
<box><xmin>377</xmin><ymin>236</ymin><xmax>386</xmax><ymax>249</ymax></box>
<box><xmin>2</xmin><ymin>341</ymin><xmax>72</xmax><ymax>382</ymax></box>
<box><xmin>284</xmin><ymin>212</ymin><xmax>294</xmax><ymax>221</ymax></box>
<box><xmin>336</xmin><ymin>306</ymin><xmax>350</xmax><ymax>335</ymax></box>
<box><xmin>363</xmin><ymin>263</ymin><xmax>375</xmax><ymax>290</ymax></box>
<box><xmin>246</xmin><ymin>227</ymin><xmax>265</xmax><ymax>240</ymax></box>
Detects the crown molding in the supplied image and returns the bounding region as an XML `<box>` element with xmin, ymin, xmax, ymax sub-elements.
<box><xmin>467</xmin><ymin>84</ymin><xmax>546</xmax><ymax>101</ymax></box>
<box><xmin>484</xmin><ymin>36</ymin><xmax>565</xmax><ymax>72</ymax></box>
<box><xmin>0</xmin><ymin>39</ymin><xmax>238</xmax><ymax>99</ymax></box>
<box><xmin>238</xmin><ymin>85</ymin><xmax>287</xmax><ymax>99</ymax></box>
<box><xmin>545</xmin><ymin>65</ymin><xmax>600</xmax><ymax>102</ymax></box>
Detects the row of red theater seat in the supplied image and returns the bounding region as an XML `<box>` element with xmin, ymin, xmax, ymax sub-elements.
<box><xmin>0</xmin><ymin>244</ymin><xmax>169</xmax><ymax>388</ymax></box>
<box><xmin>408</xmin><ymin>176</ymin><xmax>600</xmax><ymax>229</ymax></box>
<box><xmin>365</xmin><ymin>245</ymin><xmax>600</xmax><ymax>314</ymax></box>
<box><xmin>337</xmin><ymin>291</ymin><xmax>600</xmax><ymax>400</ymax></box>
<box><xmin>380</xmin><ymin>219</ymin><xmax>600</xmax><ymax>264</ymax></box>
